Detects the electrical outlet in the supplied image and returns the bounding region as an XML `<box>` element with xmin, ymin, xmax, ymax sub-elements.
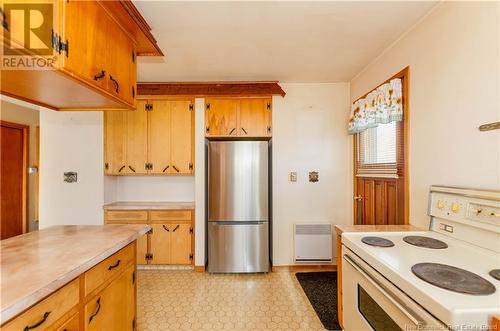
<box><xmin>289</xmin><ymin>172</ymin><xmax>297</xmax><ymax>182</ymax></box>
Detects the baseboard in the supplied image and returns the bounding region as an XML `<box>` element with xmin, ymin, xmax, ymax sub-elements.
<box><xmin>272</xmin><ymin>264</ymin><xmax>337</xmax><ymax>272</ymax></box>
<box><xmin>194</xmin><ymin>265</ymin><xmax>205</xmax><ymax>272</ymax></box>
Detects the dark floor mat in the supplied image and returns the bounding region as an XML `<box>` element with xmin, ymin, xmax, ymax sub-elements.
<box><xmin>295</xmin><ymin>272</ymin><xmax>341</xmax><ymax>331</ymax></box>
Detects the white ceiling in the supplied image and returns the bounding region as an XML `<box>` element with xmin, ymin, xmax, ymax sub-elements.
<box><xmin>134</xmin><ymin>1</ymin><xmax>438</xmax><ymax>83</ymax></box>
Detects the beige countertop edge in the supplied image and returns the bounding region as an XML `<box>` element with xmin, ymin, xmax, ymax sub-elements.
<box><xmin>103</xmin><ymin>201</ymin><xmax>195</xmax><ymax>210</ymax></box>
<box><xmin>334</xmin><ymin>224</ymin><xmax>425</xmax><ymax>236</ymax></box>
<box><xmin>1</xmin><ymin>225</ymin><xmax>151</xmax><ymax>325</ymax></box>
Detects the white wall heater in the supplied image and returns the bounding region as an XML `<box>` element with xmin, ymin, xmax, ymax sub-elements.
<box><xmin>294</xmin><ymin>224</ymin><xmax>333</xmax><ymax>263</ymax></box>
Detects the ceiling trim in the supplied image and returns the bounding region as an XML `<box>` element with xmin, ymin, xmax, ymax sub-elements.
<box><xmin>137</xmin><ymin>81</ymin><xmax>286</xmax><ymax>97</ymax></box>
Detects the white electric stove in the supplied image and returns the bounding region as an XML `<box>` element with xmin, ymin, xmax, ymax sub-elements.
<box><xmin>342</xmin><ymin>186</ymin><xmax>500</xmax><ymax>331</ymax></box>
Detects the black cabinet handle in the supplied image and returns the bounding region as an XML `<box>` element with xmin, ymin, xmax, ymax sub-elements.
<box><xmin>173</xmin><ymin>165</ymin><xmax>180</xmax><ymax>173</ymax></box>
<box><xmin>24</xmin><ymin>312</ymin><xmax>50</xmax><ymax>331</ymax></box>
<box><xmin>118</xmin><ymin>165</ymin><xmax>126</xmax><ymax>173</ymax></box>
<box><xmin>88</xmin><ymin>298</ymin><xmax>101</xmax><ymax>323</ymax></box>
<box><xmin>109</xmin><ymin>75</ymin><xmax>119</xmax><ymax>93</ymax></box>
<box><xmin>1</xmin><ymin>8</ymin><xmax>8</xmax><ymax>31</ymax></box>
<box><xmin>162</xmin><ymin>225</ymin><xmax>169</xmax><ymax>232</ymax></box>
<box><xmin>108</xmin><ymin>259</ymin><xmax>121</xmax><ymax>271</ymax></box>
<box><xmin>172</xmin><ymin>225</ymin><xmax>180</xmax><ymax>232</ymax></box>
<box><xmin>229</xmin><ymin>128</ymin><xmax>236</xmax><ymax>135</ymax></box>
<box><xmin>94</xmin><ymin>70</ymin><xmax>106</xmax><ymax>81</ymax></box>
<box><xmin>162</xmin><ymin>165</ymin><xmax>170</xmax><ymax>173</ymax></box>
<box><xmin>128</xmin><ymin>166</ymin><xmax>136</xmax><ymax>173</ymax></box>
<box><xmin>241</xmin><ymin>127</ymin><xmax>248</xmax><ymax>135</ymax></box>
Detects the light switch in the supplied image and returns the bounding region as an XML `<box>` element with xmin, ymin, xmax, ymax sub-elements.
<box><xmin>289</xmin><ymin>172</ymin><xmax>297</xmax><ymax>182</ymax></box>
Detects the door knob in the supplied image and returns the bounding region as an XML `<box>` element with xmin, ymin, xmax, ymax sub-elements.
<box><xmin>354</xmin><ymin>195</ymin><xmax>363</xmax><ymax>201</ymax></box>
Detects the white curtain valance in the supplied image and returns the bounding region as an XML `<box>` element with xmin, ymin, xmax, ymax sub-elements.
<box><xmin>348</xmin><ymin>78</ymin><xmax>403</xmax><ymax>134</ymax></box>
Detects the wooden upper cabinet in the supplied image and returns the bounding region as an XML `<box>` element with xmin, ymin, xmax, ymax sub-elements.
<box><xmin>205</xmin><ymin>98</ymin><xmax>239</xmax><ymax>136</ymax></box>
<box><xmin>0</xmin><ymin>0</ymin><xmax>161</xmax><ymax>111</ymax></box>
<box><xmin>126</xmin><ymin>100</ymin><xmax>148</xmax><ymax>174</ymax></box>
<box><xmin>148</xmin><ymin>100</ymin><xmax>171</xmax><ymax>174</ymax></box>
<box><xmin>103</xmin><ymin>98</ymin><xmax>194</xmax><ymax>176</ymax></box>
<box><xmin>205</xmin><ymin>98</ymin><xmax>272</xmax><ymax>137</ymax></box>
<box><xmin>239</xmin><ymin>98</ymin><xmax>272</xmax><ymax>137</ymax></box>
<box><xmin>104</xmin><ymin>111</ymin><xmax>127</xmax><ymax>175</ymax></box>
<box><xmin>170</xmin><ymin>100</ymin><xmax>194</xmax><ymax>174</ymax></box>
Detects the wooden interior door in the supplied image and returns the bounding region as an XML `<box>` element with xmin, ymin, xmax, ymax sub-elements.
<box><xmin>126</xmin><ymin>101</ymin><xmax>148</xmax><ymax>174</ymax></box>
<box><xmin>239</xmin><ymin>98</ymin><xmax>272</xmax><ymax>137</ymax></box>
<box><xmin>170</xmin><ymin>223</ymin><xmax>192</xmax><ymax>265</ymax></box>
<box><xmin>148</xmin><ymin>100</ymin><xmax>171</xmax><ymax>174</ymax></box>
<box><xmin>0</xmin><ymin>122</ymin><xmax>27</xmax><ymax>239</ymax></box>
<box><xmin>62</xmin><ymin>0</ymin><xmax>108</xmax><ymax>89</ymax></box>
<box><xmin>170</xmin><ymin>100</ymin><xmax>194</xmax><ymax>174</ymax></box>
<box><xmin>104</xmin><ymin>111</ymin><xmax>127</xmax><ymax>175</ymax></box>
<box><xmin>205</xmin><ymin>98</ymin><xmax>238</xmax><ymax>136</ymax></box>
<box><xmin>150</xmin><ymin>224</ymin><xmax>171</xmax><ymax>264</ymax></box>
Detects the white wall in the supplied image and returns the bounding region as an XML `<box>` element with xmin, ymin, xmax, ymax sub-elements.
<box><xmin>39</xmin><ymin>110</ymin><xmax>104</xmax><ymax>228</ymax></box>
<box><xmin>105</xmin><ymin>176</ymin><xmax>195</xmax><ymax>202</ymax></box>
<box><xmin>272</xmin><ymin>83</ymin><xmax>352</xmax><ymax>266</ymax></box>
<box><xmin>350</xmin><ymin>2</ymin><xmax>500</xmax><ymax>229</ymax></box>
<box><xmin>0</xmin><ymin>100</ymin><xmax>40</xmax><ymax>231</ymax></box>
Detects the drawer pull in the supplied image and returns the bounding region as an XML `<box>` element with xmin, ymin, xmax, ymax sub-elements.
<box><xmin>162</xmin><ymin>165</ymin><xmax>169</xmax><ymax>173</ymax></box>
<box><xmin>93</xmin><ymin>70</ymin><xmax>106</xmax><ymax>81</ymax></box>
<box><xmin>24</xmin><ymin>311</ymin><xmax>50</xmax><ymax>331</ymax></box>
<box><xmin>88</xmin><ymin>298</ymin><xmax>101</xmax><ymax>323</ymax></box>
<box><xmin>172</xmin><ymin>225</ymin><xmax>180</xmax><ymax>232</ymax></box>
<box><xmin>118</xmin><ymin>165</ymin><xmax>126</xmax><ymax>173</ymax></box>
<box><xmin>173</xmin><ymin>165</ymin><xmax>180</xmax><ymax>173</ymax></box>
<box><xmin>109</xmin><ymin>75</ymin><xmax>120</xmax><ymax>93</ymax></box>
<box><xmin>128</xmin><ymin>165</ymin><xmax>136</xmax><ymax>173</ymax></box>
<box><xmin>241</xmin><ymin>127</ymin><xmax>248</xmax><ymax>135</ymax></box>
<box><xmin>162</xmin><ymin>225</ymin><xmax>170</xmax><ymax>232</ymax></box>
<box><xmin>229</xmin><ymin>128</ymin><xmax>236</xmax><ymax>135</ymax></box>
<box><xmin>108</xmin><ymin>259</ymin><xmax>121</xmax><ymax>271</ymax></box>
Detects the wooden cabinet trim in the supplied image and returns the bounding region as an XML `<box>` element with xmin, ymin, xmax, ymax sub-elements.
<box><xmin>150</xmin><ymin>210</ymin><xmax>192</xmax><ymax>222</ymax></box>
<box><xmin>105</xmin><ymin>210</ymin><xmax>148</xmax><ymax>222</ymax></box>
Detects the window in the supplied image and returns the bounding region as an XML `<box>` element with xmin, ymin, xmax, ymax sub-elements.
<box><xmin>356</xmin><ymin>121</ymin><xmax>402</xmax><ymax>177</ymax></box>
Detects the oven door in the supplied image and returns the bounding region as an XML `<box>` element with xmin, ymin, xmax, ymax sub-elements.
<box><xmin>342</xmin><ymin>247</ymin><xmax>445</xmax><ymax>331</ymax></box>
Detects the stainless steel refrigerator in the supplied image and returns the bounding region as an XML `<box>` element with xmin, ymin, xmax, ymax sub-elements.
<box><xmin>207</xmin><ymin>140</ymin><xmax>269</xmax><ymax>273</ymax></box>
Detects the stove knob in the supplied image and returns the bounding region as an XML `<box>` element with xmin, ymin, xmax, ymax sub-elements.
<box><xmin>451</xmin><ymin>203</ymin><xmax>460</xmax><ymax>213</ymax></box>
<box><xmin>437</xmin><ymin>200</ymin><xmax>445</xmax><ymax>209</ymax></box>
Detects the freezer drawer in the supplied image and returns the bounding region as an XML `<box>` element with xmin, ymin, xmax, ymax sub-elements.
<box><xmin>207</xmin><ymin>222</ymin><xmax>269</xmax><ymax>273</ymax></box>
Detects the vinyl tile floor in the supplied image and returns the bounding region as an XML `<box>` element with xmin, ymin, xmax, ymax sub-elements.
<box><xmin>137</xmin><ymin>270</ymin><xmax>326</xmax><ymax>331</ymax></box>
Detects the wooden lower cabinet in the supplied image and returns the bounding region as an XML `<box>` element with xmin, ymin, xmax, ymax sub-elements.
<box><xmin>336</xmin><ymin>233</ymin><xmax>344</xmax><ymax>329</ymax></box>
<box><xmin>104</xmin><ymin>209</ymin><xmax>194</xmax><ymax>265</ymax></box>
<box><xmin>85</xmin><ymin>265</ymin><xmax>135</xmax><ymax>331</ymax></box>
<box><xmin>2</xmin><ymin>243</ymin><xmax>137</xmax><ymax>331</ymax></box>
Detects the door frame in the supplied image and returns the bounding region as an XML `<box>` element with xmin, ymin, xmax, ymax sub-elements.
<box><xmin>352</xmin><ymin>67</ymin><xmax>410</xmax><ymax>225</ymax></box>
<box><xmin>1</xmin><ymin>120</ymin><xmax>30</xmax><ymax>234</ymax></box>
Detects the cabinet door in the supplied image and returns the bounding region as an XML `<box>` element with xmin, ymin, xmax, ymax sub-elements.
<box><xmin>85</xmin><ymin>265</ymin><xmax>135</xmax><ymax>331</ymax></box>
<box><xmin>148</xmin><ymin>100</ymin><xmax>171</xmax><ymax>174</ymax></box>
<box><xmin>106</xmin><ymin>23</ymin><xmax>136</xmax><ymax>105</ymax></box>
<box><xmin>126</xmin><ymin>101</ymin><xmax>148</xmax><ymax>174</ymax></box>
<box><xmin>104</xmin><ymin>111</ymin><xmax>127</xmax><ymax>175</ymax></box>
<box><xmin>170</xmin><ymin>100</ymin><xmax>194</xmax><ymax>174</ymax></box>
<box><xmin>239</xmin><ymin>98</ymin><xmax>272</xmax><ymax>137</ymax></box>
<box><xmin>170</xmin><ymin>224</ymin><xmax>192</xmax><ymax>265</ymax></box>
<box><xmin>150</xmin><ymin>224</ymin><xmax>171</xmax><ymax>264</ymax></box>
<box><xmin>205</xmin><ymin>99</ymin><xmax>238</xmax><ymax>136</ymax></box>
<box><xmin>136</xmin><ymin>233</ymin><xmax>148</xmax><ymax>265</ymax></box>
<box><xmin>62</xmin><ymin>0</ymin><xmax>109</xmax><ymax>90</ymax></box>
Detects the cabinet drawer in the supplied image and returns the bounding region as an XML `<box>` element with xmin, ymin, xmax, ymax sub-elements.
<box><xmin>84</xmin><ymin>243</ymin><xmax>134</xmax><ymax>296</ymax></box>
<box><xmin>105</xmin><ymin>210</ymin><xmax>148</xmax><ymax>222</ymax></box>
<box><xmin>150</xmin><ymin>210</ymin><xmax>191</xmax><ymax>221</ymax></box>
<box><xmin>54</xmin><ymin>313</ymin><xmax>79</xmax><ymax>331</ymax></box>
<box><xmin>2</xmin><ymin>279</ymin><xmax>79</xmax><ymax>331</ymax></box>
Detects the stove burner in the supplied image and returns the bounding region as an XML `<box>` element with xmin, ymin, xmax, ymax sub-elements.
<box><xmin>489</xmin><ymin>269</ymin><xmax>500</xmax><ymax>281</ymax></box>
<box><xmin>361</xmin><ymin>236</ymin><xmax>394</xmax><ymax>247</ymax></box>
<box><xmin>403</xmin><ymin>236</ymin><xmax>448</xmax><ymax>249</ymax></box>
<box><xmin>412</xmin><ymin>263</ymin><xmax>496</xmax><ymax>295</ymax></box>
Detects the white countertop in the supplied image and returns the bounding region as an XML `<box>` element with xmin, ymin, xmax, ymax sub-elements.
<box><xmin>103</xmin><ymin>201</ymin><xmax>195</xmax><ymax>210</ymax></box>
<box><xmin>0</xmin><ymin>225</ymin><xmax>150</xmax><ymax>324</ymax></box>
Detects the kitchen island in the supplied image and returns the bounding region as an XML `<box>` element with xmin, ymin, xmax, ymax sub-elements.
<box><xmin>0</xmin><ymin>224</ymin><xmax>150</xmax><ymax>330</ymax></box>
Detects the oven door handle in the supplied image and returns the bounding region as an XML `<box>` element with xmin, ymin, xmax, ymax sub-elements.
<box><xmin>343</xmin><ymin>254</ymin><xmax>422</xmax><ymax>326</ymax></box>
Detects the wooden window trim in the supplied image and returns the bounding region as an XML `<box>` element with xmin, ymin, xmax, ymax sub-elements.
<box><xmin>352</xmin><ymin>67</ymin><xmax>410</xmax><ymax>225</ymax></box>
